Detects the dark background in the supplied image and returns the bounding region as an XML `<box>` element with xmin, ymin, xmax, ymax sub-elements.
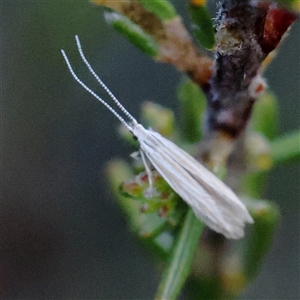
<box><xmin>1</xmin><ymin>1</ymin><xmax>299</xmax><ymax>299</ymax></box>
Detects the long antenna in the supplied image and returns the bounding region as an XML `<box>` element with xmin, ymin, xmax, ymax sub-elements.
<box><xmin>74</xmin><ymin>35</ymin><xmax>137</xmax><ymax>125</ymax></box>
<box><xmin>61</xmin><ymin>38</ymin><xmax>138</xmax><ymax>132</ymax></box>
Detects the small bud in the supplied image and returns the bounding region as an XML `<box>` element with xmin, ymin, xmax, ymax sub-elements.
<box><xmin>259</xmin><ymin>5</ymin><xmax>297</xmax><ymax>54</ymax></box>
<box><xmin>158</xmin><ymin>205</ymin><xmax>169</xmax><ymax>218</ymax></box>
<box><xmin>190</xmin><ymin>0</ymin><xmax>206</xmax><ymax>6</ymax></box>
<box><xmin>248</xmin><ymin>75</ymin><xmax>267</xmax><ymax>99</ymax></box>
<box><xmin>245</xmin><ymin>132</ymin><xmax>273</xmax><ymax>172</ymax></box>
<box><xmin>141</xmin><ymin>101</ymin><xmax>175</xmax><ymax>138</ymax></box>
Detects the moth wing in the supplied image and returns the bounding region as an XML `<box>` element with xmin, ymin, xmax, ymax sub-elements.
<box><xmin>150</xmin><ymin>131</ymin><xmax>253</xmax><ymax>221</ymax></box>
<box><xmin>136</xmin><ymin>128</ymin><xmax>253</xmax><ymax>239</ymax></box>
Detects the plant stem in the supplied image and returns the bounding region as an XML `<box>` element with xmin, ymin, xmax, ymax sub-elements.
<box><xmin>155</xmin><ymin>208</ymin><xmax>205</xmax><ymax>300</ymax></box>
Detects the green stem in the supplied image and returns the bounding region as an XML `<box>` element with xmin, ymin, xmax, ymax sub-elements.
<box><xmin>271</xmin><ymin>130</ymin><xmax>300</xmax><ymax>164</ymax></box>
<box><xmin>155</xmin><ymin>208</ymin><xmax>205</xmax><ymax>300</ymax></box>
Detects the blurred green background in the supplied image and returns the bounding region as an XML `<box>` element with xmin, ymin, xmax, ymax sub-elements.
<box><xmin>1</xmin><ymin>1</ymin><xmax>299</xmax><ymax>299</ymax></box>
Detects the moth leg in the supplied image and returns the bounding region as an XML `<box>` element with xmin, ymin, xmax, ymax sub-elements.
<box><xmin>140</xmin><ymin>150</ymin><xmax>159</xmax><ymax>198</ymax></box>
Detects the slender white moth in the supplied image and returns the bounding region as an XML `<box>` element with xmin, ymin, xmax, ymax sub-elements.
<box><xmin>61</xmin><ymin>36</ymin><xmax>254</xmax><ymax>239</ymax></box>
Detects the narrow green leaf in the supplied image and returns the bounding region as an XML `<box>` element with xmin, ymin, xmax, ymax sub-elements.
<box><xmin>155</xmin><ymin>209</ymin><xmax>205</xmax><ymax>300</ymax></box>
<box><xmin>242</xmin><ymin>199</ymin><xmax>280</xmax><ymax>281</ymax></box>
<box><xmin>137</xmin><ymin>0</ymin><xmax>177</xmax><ymax>21</ymax></box>
<box><xmin>271</xmin><ymin>130</ymin><xmax>300</xmax><ymax>164</ymax></box>
<box><xmin>251</xmin><ymin>91</ymin><xmax>279</xmax><ymax>140</ymax></box>
<box><xmin>188</xmin><ymin>3</ymin><xmax>215</xmax><ymax>49</ymax></box>
<box><xmin>105</xmin><ymin>11</ymin><xmax>159</xmax><ymax>57</ymax></box>
<box><xmin>177</xmin><ymin>77</ymin><xmax>206</xmax><ymax>143</ymax></box>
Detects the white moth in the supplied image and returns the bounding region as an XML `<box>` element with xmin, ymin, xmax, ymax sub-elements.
<box><xmin>61</xmin><ymin>36</ymin><xmax>254</xmax><ymax>239</ymax></box>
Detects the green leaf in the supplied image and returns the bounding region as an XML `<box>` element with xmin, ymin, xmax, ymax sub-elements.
<box><xmin>271</xmin><ymin>130</ymin><xmax>300</xmax><ymax>164</ymax></box>
<box><xmin>251</xmin><ymin>91</ymin><xmax>279</xmax><ymax>140</ymax></box>
<box><xmin>105</xmin><ymin>11</ymin><xmax>159</xmax><ymax>57</ymax></box>
<box><xmin>137</xmin><ymin>0</ymin><xmax>177</xmax><ymax>21</ymax></box>
<box><xmin>155</xmin><ymin>209</ymin><xmax>205</xmax><ymax>300</ymax></box>
<box><xmin>188</xmin><ymin>3</ymin><xmax>215</xmax><ymax>49</ymax></box>
<box><xmin>242</xmin><ymin>199</ymin><xmax>280</xmax><ymax>281</ymax></box>
<box><xmin>177</xmin><ymin>77</ymin><xmax>206</xmax><ymax>143</ymax></box>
